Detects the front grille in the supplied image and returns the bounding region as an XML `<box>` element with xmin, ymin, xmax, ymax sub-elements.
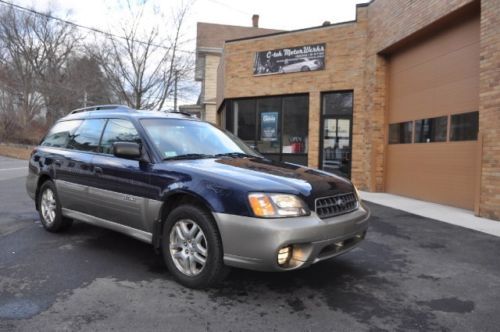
<box><xmin>315</xmin><ymin>192</ymin><xmax>358</xmax><ymax>219</ymax></box>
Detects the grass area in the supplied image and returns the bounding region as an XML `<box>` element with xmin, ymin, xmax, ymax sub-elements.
<box><xmin>0</xmin><ymin>143</ymin><xmax>33</xmax><ymax>160</ymax></box>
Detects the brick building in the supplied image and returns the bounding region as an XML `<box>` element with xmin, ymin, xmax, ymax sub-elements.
<box><xmin>194</xmin><ymin>16</ymin><xmax>281</xmax><ymax>123</ymax></box>
<box><xmin>196</xmin><ymin>0</ymin><xmax>499</xmax><ymax>220</ymax></box>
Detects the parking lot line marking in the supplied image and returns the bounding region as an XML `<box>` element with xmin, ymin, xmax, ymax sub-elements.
<box><xmin>0</xmin><ymin>167</ymin><xmax>27</xmax><ymax>171</ymax></box>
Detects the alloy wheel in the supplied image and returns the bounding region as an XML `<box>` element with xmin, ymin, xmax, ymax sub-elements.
<box><xmin>169</xmin><ymin>219</ymin><xmax>208</xmax><ymax>276</ymax></box>
<box><xmin>40</xmin><ymin>188</ymin><xmax>57</xmax><ymax>225</ymax></box>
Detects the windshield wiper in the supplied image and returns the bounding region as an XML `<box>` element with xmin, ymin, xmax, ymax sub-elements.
<box><xmin>162</xmin><ymin>153</ymin><xmax>214</xmax><ymax>161</ymax></box>
<box><xmin>214</xmin><ymin>152</ymin><xmax>255</xmax><ymax>158</ymax></box>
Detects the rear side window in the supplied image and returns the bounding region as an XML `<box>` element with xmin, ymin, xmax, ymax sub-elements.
<box><xmin>41</xmin><ymin>120</ymin><xmax>82</xmax><ymax>148</ymax></box>
<box><xmin>67</xmin><ymin>119</ymin><xmax>106</xmax><ymax>152</ymax></box>
<box><xmin>100</xmin><ymin>119</ymin><xmax>141</xmax><ymax>154</ymax></box>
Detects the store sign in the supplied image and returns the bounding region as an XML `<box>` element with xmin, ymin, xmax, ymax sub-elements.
<box><xmin>260</xmin><ymin>112</ymin><xmax>278</xmax><ymax>141</ymax></box>
<box><xmin>253</xmin><ymin>43</ymin><xmax>325</xmax><ymax>76</ymax></box>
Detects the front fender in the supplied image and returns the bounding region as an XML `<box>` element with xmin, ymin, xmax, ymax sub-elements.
<box><xmin>158</xmin><ymin>178</ymin><xmax>251</xmax><ymax>216</ymax></box>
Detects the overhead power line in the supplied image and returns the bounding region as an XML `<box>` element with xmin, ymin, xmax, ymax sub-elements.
<box><xmin>0</xmin><ymin>0</ymin><xmax>195</xmax><ymax>54</ymax></box>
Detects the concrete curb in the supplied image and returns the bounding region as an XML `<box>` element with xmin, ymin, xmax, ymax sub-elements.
<box><xmin>361</xmin><ymin>191</ymin><xmax>500</xmax><ymax>237</ymax></box>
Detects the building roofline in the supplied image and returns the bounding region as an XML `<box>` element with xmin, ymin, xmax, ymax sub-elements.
<box><xmin>196</xmin><ymin>21</ymin><xmax>283</xmax><ymax>32</ymax></box>
<box><xmin>196</xmin><ymin>46</ymin><xmax>223</xmax><ymax>55</ymax></box>
<box><xmin>224</xmin><ymin>0</ymin><xmax>374</xmax><ymax>44</ymax></box>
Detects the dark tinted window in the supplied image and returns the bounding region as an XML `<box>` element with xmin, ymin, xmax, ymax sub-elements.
<box><xmin>415</xmin><ymin>116</ymin><xmax>448</xmax><ymax>143</ymax></box>
<box><xmin>282</xmin><ymin>95</ymin><xmax>309</xmax><ymax>153</ymax></box>
<box><xmin>100</xmin><ymin>119</ymin><xmax>141</xmax><ymax>154</ymax></box>
<box><xmin>234</xmin><ymin>99</ymin><xmax>256</xmax><ymax>142</ymax></box>
<box><xmin>323</xmin><ymin>92</ymin><xmax>353</xmax><ymax>116</ymax></box>
<box><xmin>450</xmin><ymin>112</ymin><xmax>478</xmax><ymax>141</ymax></box>
<box><xmin>389</xmin><ymin>121</ymin><xmax>413</xmax><ymax>144</ymax></box>
<box><xmin>41</xmin><ymin>120</ymin><xmax>82</xmax><ymax>148</ymax></box>
<box><xmin>67</xmin><ymin>119</ymin><xmax>106</xmax><ymax>152</ymax></box>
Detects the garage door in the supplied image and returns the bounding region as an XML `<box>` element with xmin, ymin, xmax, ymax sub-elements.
<box><xmin>386</xmin><ymin>13</ymin><xmax>480</xmax><ymax>210</ymax></box>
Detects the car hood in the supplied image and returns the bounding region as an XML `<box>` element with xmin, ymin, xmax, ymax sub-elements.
<box><xmin>157</xmin><ymin>157</ymin><xmax>355</xmax><ymax>207</ymax></box>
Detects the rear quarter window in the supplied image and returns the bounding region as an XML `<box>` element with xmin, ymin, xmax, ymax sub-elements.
<box><xmin>41</xmin><ymin>120</ymin><xmax>83</xmax><ymax>148</ymax></box>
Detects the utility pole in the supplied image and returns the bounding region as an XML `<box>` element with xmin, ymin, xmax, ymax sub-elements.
<box><xmin>83</xmin><ymin>90</ymin><xmax>88</xmax><ymax>108</ymax></box>
<box><xmin>173</xmin><ymin>70</ymin><xmax>179</xmax><ymax>112</ymax></box>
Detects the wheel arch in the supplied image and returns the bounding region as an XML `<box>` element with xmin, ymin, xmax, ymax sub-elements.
<box><xmin>35</xmin><ymin>174</ymin><xmax>53</xmax><ymax>211</ymax></box>
<box><xmin>152</xmin><ymin>190</ymin><xmax>218</xmax><ymax>251</ymax></box>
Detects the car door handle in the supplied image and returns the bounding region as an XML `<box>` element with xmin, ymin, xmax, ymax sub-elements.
<box><xmin>94</xmin><ymin>167</ymin><xmax>103</xmax><ymax>176</ymax></box>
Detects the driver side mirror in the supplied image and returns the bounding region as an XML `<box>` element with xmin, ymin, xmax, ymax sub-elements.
<box><xmin>113</xmin><ymin>142</ymin><xmax>142</xmax><ymax>160</ymax></box>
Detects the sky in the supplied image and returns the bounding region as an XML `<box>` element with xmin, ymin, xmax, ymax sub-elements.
<box><xmin>8</xmin><ymin>0</ymin><xmax>371</xmax><ymax>105</ymax></box>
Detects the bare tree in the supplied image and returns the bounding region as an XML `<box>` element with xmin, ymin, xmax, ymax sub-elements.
<box><xmin>90</xmin><ymin>0</ymin><xmax>193</xmax><ymax>110</ymax></box>
<box><xmin>0</xmin><ymin>5</ymin><xmax>79</xmax><ymax>127</ymax></box>
<box><xmin>65</xmin><ymin>56</ymin><xmax>114</xmax><ymax>109</ymax></box>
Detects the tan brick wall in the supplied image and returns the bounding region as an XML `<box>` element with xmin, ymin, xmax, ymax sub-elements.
<box><xmin>217</xmin><ymin>0</ymin><xmax>500</xmax><ymax>219</ymax></box>
<box><xmin>204</xmin><ymin>104</ymin><xmax>217</xmax><ymax>124</ymax></box>
<box><xmin>478</xmin><ymin>0</ymin><xmax>500</xmax><ymax>219</ymax></box>
<box><xmin>202</xmin><ymin>54</ymin><xmax>220</xmax><ymax>124</ymax></box>
<box><xmin>307</xmin><ymin>91</ymin><xmax>320</xmax><ymax>168</ymax></box>
<box><xmin>366</xmin><ymin>0</ymin><xmax>476</xmax><ymax>53</ymax></box>
<box><xmin>222</xmin><ymin>11</ymin><xmax>370</xmax><ymax>189</ymax></box>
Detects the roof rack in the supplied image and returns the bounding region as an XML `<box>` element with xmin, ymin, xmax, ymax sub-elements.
<box><xmin>168</xmin><ymin>110</ymin><xmax>197</xmax><ymax>118</ymax></box>
<box><xmin>70</xmin><ymin>104</ymin><xmax>132</xmax><ymax>114</ymax></box>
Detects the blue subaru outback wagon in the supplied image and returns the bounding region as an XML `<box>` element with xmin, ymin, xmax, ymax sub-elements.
<box><xmin>26</xmin><ymin>105</ymin><xmax>370</xmax><ymax>288</ymax></box>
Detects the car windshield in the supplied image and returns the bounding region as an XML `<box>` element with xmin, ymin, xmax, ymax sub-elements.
<box><xmin>140</xmin><ymin>118</ymin><xmax>262</xmax><ymax>160</ymax></box>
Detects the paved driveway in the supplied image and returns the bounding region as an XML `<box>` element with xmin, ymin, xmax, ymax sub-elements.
<box><xmin>1</xmin><ymin>156</ymin><xmax>499</xmax><ymax>331</ymax></box>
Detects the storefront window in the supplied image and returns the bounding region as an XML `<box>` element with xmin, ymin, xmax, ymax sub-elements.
<box><xmin>234</xmin><ymin>100</ymin><xmax>256</xmax><ymax>143</ymax></box>
<box><xmin>450</xmin><ymin>111</ymin><xmax>478</xmax><ymax>141</ymax></box>
<box><xmin>256</xmin><ymin>97</ymin><xmax>281</xmax><ymax>154</ymax></box>
<box><xmin>226</xmin><ymin>95</ymin><xmax>309</xmax><ymax>165</ymax></box>
<box><xmin>388</xmin><ymin>121</ymin><xmax>413</xmax><ymax>144</ymax></box>
<box><xmin>282</xmin><ymin>96</ymin><xmax>308</xmax><ymax>154</ymax></box>
<box><xmin>415</xmin><ymin>116</ymin><xmax>448</xmax><ymax>143</ymax></box>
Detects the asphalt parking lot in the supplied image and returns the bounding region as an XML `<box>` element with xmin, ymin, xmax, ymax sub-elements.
<box><xmin>1</xmin><ymin>156</ymin><xmax>500</xmax><ymax>331</ymax></box>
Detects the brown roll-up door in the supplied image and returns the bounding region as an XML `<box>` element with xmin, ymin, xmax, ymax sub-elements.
<box><xmin>386</xmin><ymin>14</ymin><xmax>480</xmax><ymax>210</ymax></box>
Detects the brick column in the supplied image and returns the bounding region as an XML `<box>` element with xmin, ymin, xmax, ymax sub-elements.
<box><xmin>307</xmin><ymin>91</ymin><xmax>321</xmax><ymax>168</ymax></box>
<box><xmin>478</xmin><ymin>0</ymin><xmax>500</xmax><ymax>220</ymax></box>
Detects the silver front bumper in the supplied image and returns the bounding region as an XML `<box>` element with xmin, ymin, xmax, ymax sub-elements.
<box><xmin>213</xmin><ymin>204</ymin><xmax>370</xmax><ymax>271</ymax></box>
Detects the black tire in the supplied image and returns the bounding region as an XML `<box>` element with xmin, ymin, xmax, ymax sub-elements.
<box><xmin>300</xmin><ymin>66</ymin><xmax>311</xmax><ymax>72</ymax></box>
<box><xmin>161</xmin><ymin>204</ymin><xmax>229</xmax><ymax>288</ymax></box>
<box><xmin>37</xmin><ymin>180</ymin><xmax>73</xmax><ymax>232</ymax></box>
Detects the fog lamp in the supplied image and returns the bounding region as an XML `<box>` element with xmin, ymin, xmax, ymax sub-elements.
<box><xmin>277</xmin><ymin>246</ymin><xmax>292</xmax><ymax>266</ymax></box>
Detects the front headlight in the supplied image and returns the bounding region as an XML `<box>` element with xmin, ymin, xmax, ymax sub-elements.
<box><xmin>248</xmin><ymin>193</ymin><xmax>309</xmax><ymax>218</ymax></box>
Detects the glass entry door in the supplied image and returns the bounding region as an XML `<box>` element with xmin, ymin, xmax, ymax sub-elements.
<box><xmin>321</xmin><ymin>91</ymin><xmax>353</xmax><ymax>179</ymax></box>
<box><xmin>322</xmin><ymin>118</ymin><xmax>351</xmax><ymax>178</ymax></box>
